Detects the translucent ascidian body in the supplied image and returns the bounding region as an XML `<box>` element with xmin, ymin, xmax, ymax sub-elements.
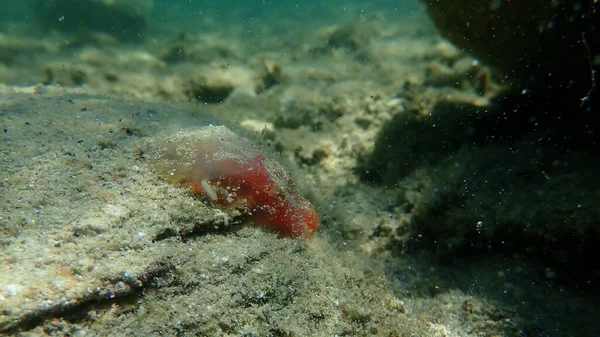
<box><xmin>155</xmin><ymin>126</ymin><xmax>319</xmax><ymax>238</ymax></box>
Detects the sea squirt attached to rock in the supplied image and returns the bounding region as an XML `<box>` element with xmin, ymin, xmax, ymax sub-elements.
<box><xmin>154</xmin><ymin>125</ymin><xmax>319</xmax><ymax>238</ymax></box>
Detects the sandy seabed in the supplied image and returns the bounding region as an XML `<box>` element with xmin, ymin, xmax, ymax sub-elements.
<box><xmin>1</xmin><ymin>9</ymin><xmax>599</xmax><ymax>337</ymax></box>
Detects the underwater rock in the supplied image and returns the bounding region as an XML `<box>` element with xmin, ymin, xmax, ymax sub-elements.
<box><xmin>159</xmin><ymin>34</ymin><xmax>239</xmax><ymax>65</ymax></box>
<box><xmin>326</xmin><ymin>17</ymin><xmax>381</xmax><ymax>53</ymax></box>
<box><xmin>422</xmin><ymin>0</ymin><xmax>599</xmax><ymax>108</ymax></box>
<box><xmin>359</xmin><ymin>88</ymin><xmax>600</xmax><ymax>282</ymax></box>
<box><xmin>183</xmin><ymin>66</ymin><xmax>255</xmax><ymax>104</ymax></box>
<box><xmin>33</xmin><ymin>0</ymin><xmax>153</xmax><ymax>42</ymax></box>
<box><xmin>327</xmin><ymin>23</ymin><xmax>364</xmax><ymax>51</ymax></box>
<box><xmin>275</xmin><ymin>87</ymin><xmax>343</xmax><ymax>130</ymax></box>
<box><xmin>358</xmin><ymin>92</ymin><xmax>490</xmax><ymax>183</ymax></box>
<box><xmin>407</xmin><ymin>136</ymin><xmax>600</xmax><ymax>282</ymax></box>
<box><xmin>258</xmin><ymin>60</ymin><xmax>284</xmax><ymax>92</ymax></box>
<box><xmin>184</xmin><ymin>77</ymin><xmax>234</xmax><ymax>104</ymax></box>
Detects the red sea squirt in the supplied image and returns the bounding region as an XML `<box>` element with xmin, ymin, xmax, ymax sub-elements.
<box><xmin>157</xmin><ymin>126</ymin><xmax>319</xmax><ymax>238</ymax></box>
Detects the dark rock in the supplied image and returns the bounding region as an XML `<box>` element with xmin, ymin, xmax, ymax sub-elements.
<box><xmin>422</xmin><ymin>0</ymin><xmax>599</xmax><ymax>108</ymax></box>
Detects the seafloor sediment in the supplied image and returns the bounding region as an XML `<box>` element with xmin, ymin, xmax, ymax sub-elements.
<box><xmin>1</xmin><ymin>5</ymin><xmax>599</xmax><ymax>336</ymax></box>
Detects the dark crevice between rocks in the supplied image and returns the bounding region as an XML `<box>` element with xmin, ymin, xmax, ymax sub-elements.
<box><xmin>185</xmin><ymin>83</ymin><xmax>234</xmax><ymax>104</ymax></box>
<box><xmin>359</xmin><ymin>90</ymin><xmax>600</xmax><ymax>288</ymax></box>
<box><xmin>358</xmin><ymin>90</ymin><xmax>600</xmax><ymax>185</ymax></box>
<box><xmin>0</xmin><ymin>262</ymin><xmax>175</xmax><ymax>334</ymax></box>
<box><xmin>153</xmin><ymin>215</ymin><xmax>246</xmax><ymax>243</ymax></box>
<box><xmin>406</xmin><ymin>219</ymin><xmax>600</xmax><ymax>289</ymax></box>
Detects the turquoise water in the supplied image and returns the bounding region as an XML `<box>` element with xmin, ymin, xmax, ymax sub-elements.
<box><xmin>1</xmin><ymin>1</ymin><xmax>424</xmax><ymax>39</ymax></box>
